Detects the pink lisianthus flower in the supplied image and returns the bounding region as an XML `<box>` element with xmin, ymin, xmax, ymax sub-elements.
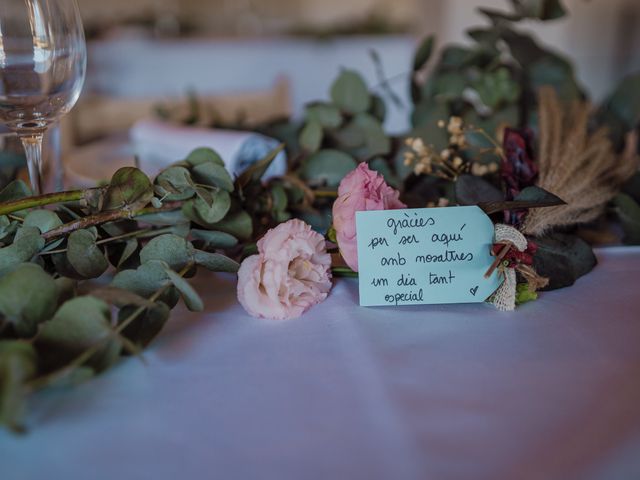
<box><xmin>237</xmin><ymin>219</ymin><xmax>332</xmax><ymax>320</ymax></box>
<box><xmin>332</xmin><ymin>163</ymin><xmax>406</xmax><ymax>271</ymax></box>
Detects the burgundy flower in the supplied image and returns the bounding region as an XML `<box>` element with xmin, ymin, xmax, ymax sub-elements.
<box><xmin>501</xmin><ymin>128</ymin><xmax>538</xmax><ymax>225</ymax></box>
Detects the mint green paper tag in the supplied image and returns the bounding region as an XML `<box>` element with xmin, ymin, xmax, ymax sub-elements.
<box><xmin>355</xmin><ymin>206</ymin><xmax>502</xmax><ymax>306</ymax></box>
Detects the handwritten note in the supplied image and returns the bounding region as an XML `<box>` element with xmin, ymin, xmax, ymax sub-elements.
<box><xmin>355</xmin><ymin>206</ymin><xmax>502</xmax><ymax>306</ymax></box>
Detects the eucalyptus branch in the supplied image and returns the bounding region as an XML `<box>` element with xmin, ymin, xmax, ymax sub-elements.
<box><xmin>27</xmin><ymin>262</ymin><xmax>193</xmax><ymax>391</ymax></box>
<box><xmin>39</xmin><ymin>226</ymin><xmax>176</xmax><ymax>256</ymax></box>
<box><xmin>42</xmin><ymin>202</ymin><xmax>183</xmax><ymax>241</ymax></box>
<box><xmin>0</xmin><ymin>187</ymin><xmax>106</xmax><ymax>216</ymax></box>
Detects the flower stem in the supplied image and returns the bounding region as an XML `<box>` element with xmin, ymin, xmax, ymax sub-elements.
<box><xmin>331</xmin><ymin>266</ymin><xmax>358</xmax><ymax>278</ymax></box>
<box><xmin>0</xmin><ymin>189</ymin><xmax>98</xmax><ymax>216</ymax></box>
<box><xmin>41</xmin><ymin>202</ymin><xmax>182</xmax><ymax>241</ymax></box>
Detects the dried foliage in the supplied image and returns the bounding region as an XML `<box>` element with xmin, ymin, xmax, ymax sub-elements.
<box><xmin>523</xmin><ymin>87</ymin><xmax>640</xmax><ymax>236</ymax></box>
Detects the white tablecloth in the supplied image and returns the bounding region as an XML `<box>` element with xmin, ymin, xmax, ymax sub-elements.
<box><xmin>3</xmin><ymin>247</ymin><xmax>640</xmax><ymax>480</ymax></box>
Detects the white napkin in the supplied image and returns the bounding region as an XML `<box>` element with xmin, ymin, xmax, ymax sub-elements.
<box><xmin>130</xmin><ymin>119</ymin><xmax>287</xmax><ymax>179</ymax></box>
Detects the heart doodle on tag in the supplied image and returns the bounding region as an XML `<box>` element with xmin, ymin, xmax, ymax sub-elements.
<box><xmin>470</xmin><ymin>286</ymin><xmax>479</xmax><ymax>296</ymax></box>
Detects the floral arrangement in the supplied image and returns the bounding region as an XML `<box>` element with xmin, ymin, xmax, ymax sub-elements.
<box><xmin>1</xmin><ymin>0</ymin><xmax>639</xmax><ymax>432</ymax></box>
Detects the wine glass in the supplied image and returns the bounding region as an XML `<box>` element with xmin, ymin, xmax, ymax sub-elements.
<box><xmin>0</xmin><ymin>0</ymin><xmax>86</xmax><ymax>194</ymax></box>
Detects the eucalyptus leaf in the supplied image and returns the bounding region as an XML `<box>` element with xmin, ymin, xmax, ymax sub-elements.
<box><xmin>191</xmin><ymin>162</ymin><xmax>234</xmax><ymax>192</ymax></box>
<box><xmin>299</xmin><ymin>120</ymin><xmax>323</xmax><ymax>153</ymax></box>
<box><xmin>67</xmin><ymin>229</ymin><xmax>109</xmax><ymax>279</ymax></box>
<box><xmin>36</xmin><ymin>296</ymin><xmax>121</xmax><ymax>372</ymax></box>
<box><xmin>139</xmin><ymin>234</ymin><xmax>193</xmax><ymax>271</ymax></box>
<box><xmin>352</xmin><ymin>113</ymin><xmax>391</xmax><ymax>158</ymax></box>
<box><xmin>369</xmin><ymin>94</ymin><xmax>387</xmax><ymax>123</ymax></box>
<box><xmin>193</xmin><ymin>250</ymin><xmax>240</xmax><ymax>273</ymax></box>
<box><xmin>190</xmin><ymin>229</ymin><xmax>238</xmax><ymax>249</ymax></box>
<box><xmin>111</xmin><ymin>260</ymin><xmax>170</xmax><ymax>297</ymax></box>
<box><xmin>0</xmin><ymin>341</ymin><xmax>37</xmax><ymax>432</ymax></box>
<box><xmin>413</xmin><ymin>35</ymin><xmax>435</xmax><ymax>72</ymax></box>
<box><xmin>192</xmin><ymin>188</ymin><xmax>231</xmax><ymax>224</ymax></box>
<box><xmin>0</xmin><ymin>226</ymin><xmax>45</xmax><ymax>277</ymax></box>
<box><xmin>118</xmin><ymin>301</ymin><xmax>170</xmax><ymax>349</ymax></box>
<box><xmin>533</xmin><ymin>233</ymin><xmax>597</xmax><ymax>290</ymax></box>
<box><xmin>23</xmin><ymin>210</ymin><xmax>62</xmax><ymax>234</ymax></box>
<box><xmin>90</xmin><ymin>287</ymin><xmax>155</xmax><ymax>308</ymax></box>
<box><xmin>163</xmin><ymin>267</ymin><xmax>203</xmax><ymax>312</ymax></box>
<box><xmin>270</xmin><ymin>183</ymin><xmax>288</xmax><ymax>214</ymax></box>
<box><xmin>305</xmin><ymin>103</ymin><xmax>342</xmax><ymax>128</ymax></box>
<box><xmin>185</xmin><ymin>147</ymin><xmax>225</xmax><ymax>167</ymax></box>
<box><xmin>301</xmin><ymin>150</ymin><xmax>358</xmax><ymax>188</ymax></box>
<box><xmin>154</xmin><ymin>166</ymin><xmax>196</xmax><ymax>201</ymax></box>
<box><xmin>455</xmin><ymin>174</ymin><xmax>504</xmax><ymax>205</ymax></box>
<box><xmin>0</xmin><ymin>216</ymin><xmax>17</xmax><ymax>242</ymax></box>
<box><xmin>0</xmin><ymin>180</ymin><xmax>31</xmax><ymax>204</ymax></box>
<box><xmin>136</xmin><ymin>210</ymin><xmax>189</xmax><ymax>226</ymax></box>
<box><xmin>0</xmin><ymin>263</ymin><xmax>58</xmax><ymax>337</ymax></box>
<box><xmin>104</xmin><ymin>167</ymin><xmax>154</xmax><ymax>211</ymax></box>
<box><xmin>207</xmin><ymin>210</ymin><xmax>253</xmax><ymax>241</ymax></box>
<box><xmin>330</xmin><ymin>70</ymin><xmax>371</xmax><ymax>114</ymax></box>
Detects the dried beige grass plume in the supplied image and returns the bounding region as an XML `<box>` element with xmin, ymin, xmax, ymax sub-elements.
<box><xmin>523</xmin><ymin>87</ymin><xmax>639</xmax><ymax>237</ymax></box>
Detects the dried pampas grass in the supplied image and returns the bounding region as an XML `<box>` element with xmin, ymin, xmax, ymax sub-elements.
<box><xmin>523</xmin><ymin>87</ymin><xmax>639</xmax><ymax>237</ymax></box>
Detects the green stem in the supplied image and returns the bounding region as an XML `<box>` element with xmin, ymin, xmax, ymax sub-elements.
<box><xmin>27</xmin><ymin>262</ymin><xmax>193</xmax><ymax>391</ymax></box>
<box><xmin>314</xmin><ymin>189</ymin><xmax>338</xmax><ymax>199</ymax></box>
<box><xmin>0</xmin><ymin>188</ymin><xmax>104</xmax><ymax>216</ymax></box>
<box><xmin>331</xmin><ymin>266</ymin><xmax>358</xmax><ymax>278</ymax></box>
<box><xmin>41</xmin><ymin>202</ymin><xmax>182</xmax><ymax>241</ymax></box>
<box><xmin>40</xmin><ymin>227</ymin><xmax>176</xmax><ymax>256</ymax></box>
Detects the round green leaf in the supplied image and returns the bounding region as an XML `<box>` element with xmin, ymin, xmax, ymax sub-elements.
<box><xmin>185</xmin><ymin>147</ymin><xmax>225</xmax><ymax>167</ymax></box>
<box><xmin>193</xmin><ymin>189</ymin><xmax>231</xmax><ymax>224</ymax></box>
<box><xmin>305</xmin><ymin>103</ymin><xmax>342</xmax><ymax>128</ymax></box>
<box><xmin>139</xmin><ymin>234</ymin><xmax>193</xmax><ymax>271</ymax></box>
<box><xmin>104</xmin><ymin>167</ymin><xmax>154</xmax><ymax>211</ymax></box>
<box><xmin>301</xmin><ymin>150</ymin><xmax>358</xmax><ymax>188</ymax></box>
<box><xmin>111</xmin><ymin>260</ymin><xmax>170</xmax><ymax>297</ymax></box>
<box><xmin>330</xmin><ymin>70</ymin><xmax>371</xmax><ymax>114</ymax></box>
<box><xmin>163</xmin><ymin>267</ymin><xmax>203</xmax><ymax>312</ymax></box>
<box><xmin>36</xmin><ymin>296</ymin><xmax>120</xmax><ymax>372</ymax></box>
<box><xmin>23</xmin><ymin>210</ymin><xmax>62</xmax><ymax>234</ymax></box>
<box><xmin>193</xmin><ymin>250</ymin><xmax>239</xmax><ymax>273</ymax></box>
<box><xmin>206</xmin><ymin>210</ymin><xmax>253</xmax><ymax>241</ymax></box>
<box><xmin>155</xmin><ymin>166</ymin><xmax>196</xmax><ymax>201</ymax></box>
<box><xmin>0</xmin><ymin>226</ymin><xmax>45</xmax><ymax>277</ymax></box>
<box><xmin>0</xmin><ymin>180</ymin><xmax>31</xmax><ymax>203</ymax></box>
<box><xmin>190</xmin><ymin>229</ymin><xmax>238</xmax><ymax>249</ymax></box>
<box><xmin>191</xmin><ymin>162</ymin><xmax>234</xmax><ymax>192</ymax></box>
<box><xmin>299</xmin><ymin>120</ymin><xmax>323</xmax><ymax>153</ymax></box>
<box><xmin>0</xmin><ymin>263</ymin><xmax>59</xmax><ymax>337</ymax></box>
<box><xmin>352</xmin><ymin>113</ymin><xmax>391</xmax><ymax>158</ymax></box>
<box><xmin>67</xmin><ymin>229</ymin><xmax>109</xmax><ymax>279</ymax></box>
<box><xmin>0</xmin><ymin>341</ymin><xmax>37</xmax><ymax>432</ymax></box>
<box><xmin>118</xmin><ymin>301</ymin><xmax>170</xmax><ymax>349</ymax></box>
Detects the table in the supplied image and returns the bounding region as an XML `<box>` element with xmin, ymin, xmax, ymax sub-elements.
<box><xmin>3</xmin><ymin>247</ymin><xmax>640</xmax><ymax>480</ymax></box>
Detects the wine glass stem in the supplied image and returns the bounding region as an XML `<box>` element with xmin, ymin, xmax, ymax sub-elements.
<box><xmin>20</xmin><ymin>134</ymin><xmax>44</xmax><ymax>195</ymax></box>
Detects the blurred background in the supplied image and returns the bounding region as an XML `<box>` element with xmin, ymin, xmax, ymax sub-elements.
<box><xmin>76</xmin><ymin>0</ymin><xmax>640</xmax><ymax>121</ymax></box>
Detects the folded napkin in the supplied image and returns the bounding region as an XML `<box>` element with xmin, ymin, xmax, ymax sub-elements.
<box><xmin>130</xmin><ymin>119</ymin><xmax>287</xmax><ymax>179</ymax></box>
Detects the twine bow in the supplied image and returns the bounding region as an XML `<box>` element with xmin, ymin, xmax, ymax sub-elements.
<box><xmin>485</xmin><ymin>224</ymin><xmax>547</xmax><ymax>311</ymax></box>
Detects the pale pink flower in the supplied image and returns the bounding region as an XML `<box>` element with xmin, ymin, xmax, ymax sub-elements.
<box><xmin>237</xmin><ymin>219</ymin><xmax>332</xmax><ymax>320</ymax></box>
<box><xmin>332</xmin><ymin>162</ymin><xmax>406</xmax><ymax>271</ymax></box>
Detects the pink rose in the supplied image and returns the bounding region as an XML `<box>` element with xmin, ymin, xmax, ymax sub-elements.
<box><xmin>332</xmin><ymin>162</ymin><xmax>406</xmax><ymax>271</ymax></box>
<box><xmin>237</xmin><ymin>219</ymin><xmax>332</xmax><ymax>320</ymax></box>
